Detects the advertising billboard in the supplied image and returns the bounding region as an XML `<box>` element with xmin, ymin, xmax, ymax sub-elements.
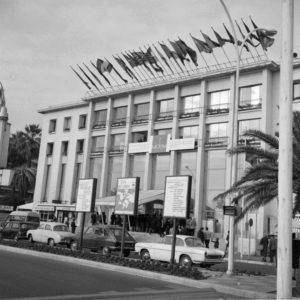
<box><xmin>75</xmin><ymin>178</ymin><xmax>97</xmax><ymax>212</ymax></box>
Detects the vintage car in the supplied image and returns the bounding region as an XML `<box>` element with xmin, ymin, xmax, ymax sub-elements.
<box><xmin>0</xmin><ymin>221</ymin><xmax>39</xmax><ymax>241</ymax></box>
<box><xmin>70</xmin><ymin>224</ymin><xmax>136</xmax><ymax>256</ymax></box>
<box><xmin>27</xmin><ymin>222</ymin><xmax>75</xmax><ymax>247</ymax></box>
<box><xmin>135</xmin><ymin>235</ymin><xmax>225</xmax><ymax>267</ymax></box>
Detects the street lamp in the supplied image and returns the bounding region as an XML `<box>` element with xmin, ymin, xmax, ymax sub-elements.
<box><xmin>219</xmin><ymin>0</ymin><xmax>277</xmax><ymax>276</ymax></box>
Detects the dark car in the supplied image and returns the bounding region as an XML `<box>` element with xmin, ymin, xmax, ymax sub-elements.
<box><xmin>0</xmin><ymin>221</ymin><xmax>39</xmax><ymax>241</ymax></box>
<box><xmin>71</xmin><ymin>224</ymin><xmax>136</xmax><ymax>256</ymax></box>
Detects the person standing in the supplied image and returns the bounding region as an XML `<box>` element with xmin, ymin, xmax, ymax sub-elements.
<box><xmin>269</xmin><ymin>235</ymin><xmax>277</xmax><ymax>264</ymax></box>
<box><xmin>204</xmin><ymin>227</ymin><xmax>212</xmax><ymax>248</ymax></box>
<box><xmin>71</xmin><ymin>218</ymin><xmax>76</xmax><ymax>234</ymax></box>
<box><xmin>260</xmin><ymin>234</ymin><xmax>269</xmax><ymax>262</ymax></box>
<box><xmin>186</xmin><ymin>214</ymin><xmax>196</xmax><ymax>236</ymax></box>
<box><xmin>197</xmin><ymin>227</ymin><xmax>205</xmax><ymax>244</ymax></box>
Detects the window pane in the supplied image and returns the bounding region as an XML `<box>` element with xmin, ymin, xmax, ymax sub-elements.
<box><xmin>132</xmin><ymin>131</ymin><xmax>148</xmax><ymax>142</ymax></box>
<box><xmin>112</xmin><ymin>134</ymin><xmax>125</xmax><ymax>146</ymax></box>
<box><xmin>129</xmin><ymin>154</ymin><xmax>145</xmax><ymax>190</ymax></box>
<box><xmin>114</xmin><ymin>106</ymin><xmax>127</xmax><ymax>119</ymax></box>
<box><xmin>179</xmin><ymin>126</ymin><xmax>198</xmax><ymax>138</ymax></box>
<box><xmin>136</xmin><ymin>103</ymin><xmax>149</xmax><ymax>116</ymax></box>
<box><xmin>108</xmin><ymin>156</ymin><xmax>123</xmax><ymax>195</ymax></box>
<box><xmin>152</xmin><ymin>154</ymin><xmax>170</xmax><ymax>189</ymax></box>
<box><xmin>294</xmin><ymin>83</ymin><xmax>300</xmax><ymax>100</ymax></box>
<box><xmin>92</xmin><ymin>136</ymin><xmax>105</xmax><ymax>152</ymax></box>
<box><xmin>89</xmin><ymin>157</ymin><xmax>102</xmax><ymax>197</ymax></box>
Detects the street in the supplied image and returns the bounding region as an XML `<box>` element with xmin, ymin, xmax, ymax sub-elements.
<box><xmin>0</xmin><ymin>249</ymin><xmax>245</xmax><ymax>300</ymax></box>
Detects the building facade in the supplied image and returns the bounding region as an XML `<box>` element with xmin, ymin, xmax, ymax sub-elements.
<box><xmin>33</xmin><ymin>59</ymin><xmax>300</xmax><ymax>253</ymax></box>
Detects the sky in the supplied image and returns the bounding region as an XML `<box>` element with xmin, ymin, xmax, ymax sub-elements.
<box><xmin>0</xmin><ymin>0</ymin><xmax>300</xmax><ymax>133</ymax></box>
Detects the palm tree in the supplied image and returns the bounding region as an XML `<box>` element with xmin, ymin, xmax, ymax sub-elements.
<box><xmin>213</xmin><ymin>111</ymin><xmax>300</xmax><ymax>222</ymax></box>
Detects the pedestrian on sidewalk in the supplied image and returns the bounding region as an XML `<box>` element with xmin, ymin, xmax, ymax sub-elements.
<box><xmin>260</xmin><ymin>234</ymin><xmax>269</xmax><ymax>262</ymax></box>
<box><xmin>197</xmin><ymin>227</ymin><xmax>205</xmax><ymax>244</ymax></box>
<box><xmin>214</xmin><ymin>237</ymin><xmax>219</xmax><ymax>248</ymax></box>
<box><xmin>269</xmin><ymin>235</ymin><xmax>277</xmax><ymax>265</ymax></box>
<box><xmin>204</xmin><ymin>227</ymin><xmax>212</xmax><ymax>248</ymax></box>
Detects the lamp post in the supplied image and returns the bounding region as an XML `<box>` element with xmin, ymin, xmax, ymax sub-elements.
<box><xmin>219</xmin><ymin>0</ymin><xmax>277</xmax><ymax>276</ymax></box>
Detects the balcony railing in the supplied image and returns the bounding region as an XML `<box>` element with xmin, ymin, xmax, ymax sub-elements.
<box><xmin>91</xmin><ymin>146</ymin><xmax>105</xmax><ymax>153</ymax></box>
<box><xmin>93</xmin><ymin>121</ymin><xmax>106</xmax><ymax>129</ymax></box>
<box><xmin>132</xmin><ymin>114</ymin><xmax>149</xmax><ymax>125</ymax></box>
<box><xmin>206</xmin><ymin>104</ymin><xmax>229</xmax><ymax>115</ymax></box>
<box><xmin>237</xmin><ymin>137</ymin><xmax>260</xmax><ymax>146</ymax></box>
<box><xmin>156</xmin><ymin>111</ymin><xmax>174</xmax><ymax>121</ymax></box>
<box><xmin>238</xmin><ymin>99</ymin><xmax>262</xmax><ymax>111</ymax></box>
<box><xmin>111</xmin><ymin>117</ymin><xmax>127</xmax><ymax>127</ymax></box>
<box><xmin>109</xmin><ymin>145</ymin><xmax>126</xmax><ymax>153</ymax></box>
<box><xmin>179</xmin><ymin>108</ymin><xmax>201</xmax><ymax>119</ymax></box>
<box><xmin>205</xmin><ymin>136</ymin><xmax>229</xmax><ymax>147</ymax></box>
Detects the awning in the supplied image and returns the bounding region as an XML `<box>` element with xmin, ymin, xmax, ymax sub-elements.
<box><xmin>17</xmin><ymin>202</ymin><xmax>33</xmax><ymax>211</ymax></box>
<box><xmin>96</xmin><ymin>190</ymin><xmax>165</xmax><ymax>207</ymax></box>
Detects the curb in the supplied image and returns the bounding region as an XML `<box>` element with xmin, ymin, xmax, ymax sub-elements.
<box><xmin>0</xmin><ymin>245</ymin><xmax>275</xmax><ymax>299</ymax></box>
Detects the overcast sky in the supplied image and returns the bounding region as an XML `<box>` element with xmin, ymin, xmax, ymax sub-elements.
<box><xmin>0</xmin><ymin>0</ymin><xmax>299</xmax><ymax>132</ymax></box>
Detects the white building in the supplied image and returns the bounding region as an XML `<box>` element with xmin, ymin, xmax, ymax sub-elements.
<box><xmin>33</xmin><ymin>58</ymin><xmax>300</xmax><ymax>254</ymax></box>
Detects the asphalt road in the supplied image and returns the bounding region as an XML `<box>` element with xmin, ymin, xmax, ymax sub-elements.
<box><xmin>0</xmin><ymin>249</ymin><xmax>246</xmax><ymax>300</ymax></box>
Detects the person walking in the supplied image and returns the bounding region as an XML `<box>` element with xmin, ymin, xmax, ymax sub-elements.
<box><xmin>70</xmin><ymin>218</ymin><xmax>76</xmax><ymax>234</ymax></box>
<box><xmin>260</xmin><ymin>234</ymin><xmax>269</xmax><ymax>262</ymax></box>
<box><xmin>269</xmin><ymin>235</ymin><xmax>277</xmax><ymax>265</ymax></box>
<box><xmin>204</xmin><ymin>227</ymin><xmax>212</xmax><ymax>248</ymax></box>
<box><xmin>186</xmin><ymin>214</ymin><xmax>196</xmax><ymax>236</ymax></box>
<box><xmin>197</xmin><ymin>227</ymin><xmax>205</xmax><ymax>244</ymax></box>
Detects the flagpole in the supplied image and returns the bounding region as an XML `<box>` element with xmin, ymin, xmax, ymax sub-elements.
<box><xmin>154</xmin><ymin>43</ymin><xmax>176</xmax><ymax>75</ymax></box>
<box><xmin>115</xmin><ymin>55</ymin><xmax>140</xmax><ymax>85</ymax></box>
<box><xmin>102</xmin><ymin>58</ymin><xmax>120</xmax><ymax>86</ymax></box>
<box><xmin>123</xmin><ymin>51</ymin><xmax>146</xmax><ymax>82</ymax></box>
<box><xmin>131</xmin><ymin>50</ymin><xmax>154</xmax><ymax>81</ymax></box>
<box><xmin>177</xmin><ymin>36</ymin><xmax>197</xmax><ymax>73</ymax></box>
<box><xmin>83</xmin><ymin>63</ymin><xmax>105</xmax><ymax>90</ymax></box>
<box><xmin>139</xmin><ymin>47</ymin><xmax>159</xmax><ymax>79</ymax></box>
<box><xmin>189</xmin><ymin>34</ymin><xmax>210</xmax><ymax>71</ymax></box>
<box><xmin>70</xmin><ymin>66</ymin><xmax>91</xmax><ymax>90</ymax></box>
<box><xmin>165</xmin><ymin>40</ymin><xmax>186</xmax><ymax>74</ymax></box>
<box><xmin>159</xmin><ymin>42</ymin><xmax>182</xmax><ymax>74</ymax></box>
<box><xmin>77</xmin><ymin>64</ymin><xmax>99</xmax><ymax>91</ymax></box>
<box><xmin>147</xmin><ymin>44</ymin><xmax>171</xmax><ymax>78</ymax></box>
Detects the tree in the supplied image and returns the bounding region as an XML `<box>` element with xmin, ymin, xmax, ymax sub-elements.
<box><xmin>213</xmin><ymin>111</ymin><xmax>300</xmax><ymax>222</ymax></box>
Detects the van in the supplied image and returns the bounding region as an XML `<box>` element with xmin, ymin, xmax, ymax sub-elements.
<box><xmin>1</xmin><ymin>211</ymin><xmax>40</xmax><ymax>227</ymax></box>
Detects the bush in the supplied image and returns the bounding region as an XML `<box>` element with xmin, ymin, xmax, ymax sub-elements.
<box><xmin>0</xmin><ymin>239</ymin><xmax>206</xmax><ymax>280</ymax></box>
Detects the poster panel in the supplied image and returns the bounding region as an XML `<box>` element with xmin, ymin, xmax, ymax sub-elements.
<box><xmin>163</xmin><ymin>176</ymin><xmax>191</xmax><ymax>218</ymax></box>
<box><xmin>75</xmin><ymin>178</ymin><xmax>97</xmax><ymax>212</ymax></box>
<box><xmin>115</xmin><ymin>177</ymin><xmax>140</xmax><ymax>215</ymax></box>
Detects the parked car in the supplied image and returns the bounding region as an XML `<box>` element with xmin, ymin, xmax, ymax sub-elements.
<box><xmin>0</xmin><ymin>221</ymin><xmax>39</xmax><ymax>241</ymax></box>
<box><xmin>1</xmin><ymin>211</ymin><xmax>40</xmax><ymax>228</ymax></box>
<box><xmin>135</xmin><ymin>235</ymin><xmax>225</xmax><ymax>267</ymax></box>
<box><xmin>27</xmin><ymin>222</ymin><xmax>75</xmax><ymax>248</ymax></box>
<box><xmin>70</xmin><ymin>224</ymin><xmax>136</xmax><ymax>256</ymax></box>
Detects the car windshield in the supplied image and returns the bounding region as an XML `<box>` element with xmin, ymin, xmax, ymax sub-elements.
<box><xmin>53</xmin><ymin>225</ymin><xmax>70</xmax><ymax>232</ymax></box>
<box><xmin>110</xmin><ymin>227</ymin><xmax>132</xmax><ymax>240</ymax></box>
<box><xmin>185</xmin><ymin>237</ymin><xmax>205</xmax><ymax>247</ymax></box>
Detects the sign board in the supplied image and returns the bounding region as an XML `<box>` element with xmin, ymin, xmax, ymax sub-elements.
<box><xmin>163</xmin><ymin>176</ymin><xmax>191</xmax><ymax>219</ymax></box>
<box><xmin>128</xmin><ymin>142</ymin><xmax>149</xmax><ymax>154</ymax></box>
<box><xmin>0</xmin><ymin>205</ymin><xmax>13</xmax><ymax>211</ymax></box>
<box><xmin>223</xmin><ymin>206</ymin><xmax>237</xmax><ymax>216</ymax></box>
<box><xmin>167</xmin><ymin>138</ymin><xmax>195</xmax><ymax>151</ymax></box>
<box><xmin>115</xmin><ymin>177</ymin><xmax>140</xmax><ymax>215</ymax></box>
<box><xmin>149</xmin><ymin>135</ymin><xmax>169</xmax><ymax>153</ymax></box>
<box><xmin>35</xmin><ymin>205</ymin><xmax>55</xmax><ymax>212</ymax></box>
<box><xmin>75</xmin><ymin>178</ymin><xmax>97</xmax><ymax>212</ymax></box>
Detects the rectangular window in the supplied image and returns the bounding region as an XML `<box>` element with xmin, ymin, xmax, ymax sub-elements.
<box><xmin>46</xmin><ymin>143</ymin><xmax>54</xmax><ymax>156</ymax></box>
<box><xmin>132</xmin><ymin>131</ymin><xmax>148</xmax><ymax>142</ymax></box>
<box><xmin>61</xmin><ymin>141</ymin><xmax>68</xmax><ymax>156</ymax></box>
<box><xmin>293</xmin><ymin>82</ymin><xmax>300</xmax><ymax>101</ymax></box>
<box><xmin>89</xmin><ymin>157</ymin><xmax>102</xmax><ymax>198</ymax></box>
<box><xmin>112</xmin><ymin>106</ymin><xmax>127</xmax><ymax>127</ymax></box>
<box><xmin>49</xmin><ymin>119</ymin><xmax>56</xmax><ymax>133</ymax></box>
<box><xmin>179</xmin><ymin>126</ymin><xmax>198</xmax><ymax>139</ymax></box>
<box><xmin>91</xmin><ymin>136</ymin><xmax>105</xmax><ymax>152</ymax></box>
<box><xmin>93</xmin><ymin>110</ymin><xmax>107</xmax><ymax>128</ymax></box>
<box><xmin>155</xmin><ymin>128</ymin><xmax>172</xmax><ymax>136</ymax></box>
<box><xmin>43</xmin><ymin>164</ymin><xmax>52</xmax><ymax>202</ymax></box>
<box><xmin>238</xmin><ymin>119</ymin><xmax>261</xmax><ymax>144</ymax></box>
<box><xmin>129</xmin><ymin>154</ymin><xmax>145</xmax><ymax>190</ymax></box>
<box><xmin>206</xmin><ymin>123</ymin><xmax>228</xmax><ymax>146</ymax></box>
<box><xmin>133</xmin><ymin>103</ymin><xmax>150</xmax><ymax>123</ymax></box>
<box><xmin>207</xmin><ymin>90</ymin><xmax>230</xmax><ymax>114</ymax></box>
<box><xmin>157</xmin><ymin>99</ymin><xmax>174</xmax><ymax>120</ymax></box>
<box><xmin>239</xmin><ymin>85</ymin><xmax>262</xmax><ymax>109</ymax></box>
<box><xmin>107</xmin><ymin>156</ymin><xmax>123</xmax><ymax>195</ymax></box>
<box><xmin>63</xmin><ymin>117</ymin><xmax>71</xmax><ymax>131</ymax></box>
<box><xmin>76</xmin><ymin>139</ymin><xmax>84</xmax><ymax>154</ymax></box>
<box><xmin>58</xmin><ymin>164</ymin><xmax>66</xmax><ymax>200</ymax></box>
<box><xmin>181</xmin><ymin>95</ymin><xmax>200</xmax><ymax>115</ymax></box>
<box><xmin>152</xmin><ymin>154</ymin><xmax>170</xmax><ymax>189</ymax></box>
<box><xmin>79</xmin><ymin>114</ymin><xmax>87</xmax><ymax>129</ymax></box>
<box><xmin>111</xmin><ymin>134</ymin><xmax>125</xmax><ymax>151</ymax></box>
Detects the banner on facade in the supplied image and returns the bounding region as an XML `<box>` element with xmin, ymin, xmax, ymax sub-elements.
<box><xmin>167</xmin><ymin>137</ymin><xmax>195</xmax><ymax>151</ymax></box>
<box><xmin>128</xmin><ymin>142</ymin><xmax>149</xmax><ymax>153</ymax></box>
<box><xmin>149</xmin><ymin>135</ymin><xmax>170</xmax><ymax>153</ymax></box>
<box><xmin>115</xmin><ymin>177</ymin><xmax>140</xmax><ymax>215</ymax></box>
<box><xmin>75</xmin><ymin>178</ymin><xmax>97</xmax><ymax>212</ymax></box>
<box><xmin>163</xmin><ymin>175</ymin><xmax>191</xmax><ymax>219</ymax></box>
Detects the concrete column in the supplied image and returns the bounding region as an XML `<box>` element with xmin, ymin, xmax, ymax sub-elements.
<box><xmin>0</xmin><ymin>107</ymin><xmax>9</xmax><ymax>168</ymax></box>
<box><xmin>99</xmin><ymin>97</ymin><xmax>113</xmax><ymax>197</ymax></box>
<box><xmin>144</xmin><ymin>90</ymin><xmax>155</xmax><ymax>189</ymax></box>
<box><xmin>194</xmin><ymin>80</ymin><xmax>207</xmax><ymax>232</ymax></box>
<box><xmin>122</xmin><ymin>94</ymin><xmax>133</xmax><ymax>177</ymax></box>
<box><xmin>170</xmin><ymin>85</ymin><xmax>180</xmax><ymax>175</ymax></box>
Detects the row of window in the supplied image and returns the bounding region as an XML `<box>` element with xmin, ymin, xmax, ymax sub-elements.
<box><xmin>49</xmin><ymin>114</ymin><xmax>87</xmax><ymax>134</ymax></box>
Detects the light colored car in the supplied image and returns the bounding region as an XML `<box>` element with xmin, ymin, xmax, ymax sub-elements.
<box><xmin>135</xmin><ymin>235</ymin><xmax>225</xmax><ymax>267</ymax></box>
<box><xmin>27</xmin><ymin>222</ymin><xmax>75</xmax><ymax>248</ymax></box>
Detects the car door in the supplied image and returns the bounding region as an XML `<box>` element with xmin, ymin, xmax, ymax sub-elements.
<box><xmin>43</xmin><ymin>224</ymin><xmax>52</xmax><ymax>243</ymax></box>
<box><xmin>1</xmin><ymin>222</ymin><xmax>12</xmax><ymax>239</ymax></box>
<box><xmin>10</xmin><ymin>222</ymin><xmax>20</xmax><ymax>239</ymax></box>
<box><xmin>151</xmin><ymin>236</ymin><xmax>172</xmax><ymax>262</ymax></box>
<box><xmin>82</xmin><ymin>227</ymin><xmax>96</xmax><ymax>249</ymax></box>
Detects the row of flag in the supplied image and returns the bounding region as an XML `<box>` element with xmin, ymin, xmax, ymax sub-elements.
<box><xmin>71</xmin><ymin>17</ymin><xmax>276</xmax><ymax>91</ymax></box>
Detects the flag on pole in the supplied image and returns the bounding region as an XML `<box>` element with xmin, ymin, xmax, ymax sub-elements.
<box><xmin>95</xmin><ymin>59</ymin><xmax>111</xmax><ymax>85</ymax></box>
<box><xmin>201</xmin><ymin>32</ymin><xmax>220</xmax><ymax>49</ymax></box>
<box><xmin>77</xmin><ymin>65</ymin><xmax>99</xmax><ymax>90</ymax></box>
<box><xmin>144</xmin><ymin>47</ymin><xmax>164</xmax><ymax>73</ymax></box>
<box><xmin>114</xmin><ymin>55</ymin><xmax>138</xmax><ymax>81</ymax></box>
<box><xmin>242</xmin><ymin>19</ymin><xmax>260</xmax><ymax>42</ymax></box>
<box><xmin>190</xmin><ymin>35</ymin><xmax>212</xmax><ymax>53</ymax></box>
<box><xmin>160</xmin><ymin>42</ymin><xmax>178</xmax><ymax>59</ymax></box>
<box><xmin>176</xmin><ymin>38</ymin><xmax>198</xmax><ymax>66</ymax></box>
<box><xmin>106</xmin><ymin>58</ymin><xmax>128</xmax><ymax>83</ymax></box>
<box><xmin>123</xmin><ymin>53</ymin><xmax>137</xmax><ymax>68</ymax></box>
<box><xmin>169</xmin><ymin>40</ymin><xmax>190</xmax><ymax>64</ymax></box>
<box><xmin>153</xmin><ymin>44</ymin><xmax>174</xmax><ymax>74</ymax></box>
<box><xmin>250</xmin><ymin>17</ymin><xmax>275</xmax><ymax>51</ymax></box>
<box><xmin>70</xmin><ymin>66</ymin><xmax>91</xmax><ymax>90</ymax></box>
<box><xmin>83</xmin><ymin>63</ymin><xmax>104</xmax><ymax>88</ymax></box>
<box><xmin>131</xmin><ymin>50</ymin><xmax>155</xmax><ymax>76</ymax></box>
<box><xmin>212</xmin><ymin>28</ymin><xmax>227</xmax><ymax>47</ymax></box>
<box><xmin>234</xmin><ymin>21</ymin><xmax>251</xmax><ymax>52</ymax></box>
<box><xmin>223</xmin><ymin>24</ymin><xmax>242</xmax><ymax>46</ymax></box>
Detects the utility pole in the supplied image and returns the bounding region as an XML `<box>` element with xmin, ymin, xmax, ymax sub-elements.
<box><xmin>277</xmin><ymin>0</ymin><xmax>294</xmax><ymax>299</ymax></box>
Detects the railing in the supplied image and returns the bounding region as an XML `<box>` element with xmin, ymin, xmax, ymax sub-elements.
<box><xmin>109</xmin><ymin>145</ymin><xmax>126</xmax><ymax>153</ymax></box>
<box><xmin>179</xmin><ymin>107</ymin><xmax>201</xmax><ymax>119</ymax></box>
<box><xmin>91</xmin><ymin>146</ymin><xmax>105</xmax><ymax>153</ymax></box>
<box><xmin>206</xmin><ymin>104</ymin><xmax>229</xmax><ymax>115</ymax></box>
<box><xmin>111</xmin><ymin>117</ymin><xmax>127</xmax><ymax>127</ymax></box>
<box><xmin>237</xmin><ymin>137</ymin><xmax>260</xmax><ymax>146</ymax></box>
<box><xmin>238</xmin><ymin>98</ymin><xmax>262</xmax><ymax>111</ymax></box>
<box><xmin>132</xmin><ymin>114</ymin><xmax>150</xmax><ymax>125</ymax></box>
<box><xmin>93</xmin><ymin>121</ymin><xmax>107</xmax><ymax>129</ymax></box>
<box><xmin>156</xmin><ymin>111</ymin><xmax>174</xmax><ymax>121</ymax></box>
<box><xmin>205</xmin><ymin>136</ymin><xmax>229</xmax><ymax>147</ymax></box>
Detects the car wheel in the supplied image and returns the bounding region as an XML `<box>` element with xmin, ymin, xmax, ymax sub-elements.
<box><xmin>141</xmin><ymin>249</ymin><xmax>150</xmax><ymax>261</ymax></box>
<box><xmin>28</xmin><ymin>234</ymin><xmax>34</xmax><ymax>243</ymax></box>
<box><xmin>180</xmin><ymin>255</ymin><xmax>192</xmax><ymax>268</ymax></box>
<box><xmin>123</xmin><ymin>249</ymin><xmax>130</xmax><ymax>257</ymax></box>
<box><xmin>48</xmin><ymin>238</ymin><xmax>55</xmax><ymax>248</ymax></box>
<box><xmin>14</xmin><ymin>235</ymin><xmax>19</xmax><ymax>242</ymax></box>
<box><xmin>70</xmin><ymin>241</ymin><xmax>77</xmax><ymax>251</ymax></box>
<box><xmin>102</xmin><ymin>246</ymin><xmax>110</xmax><ymax>255</ymax></box>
